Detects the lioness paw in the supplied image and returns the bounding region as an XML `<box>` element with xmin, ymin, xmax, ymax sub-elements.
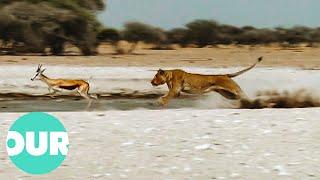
<box><xmin>157</xmin><ymin>97</ymin><xmax>168</xmax><ymax>107</ymax></box>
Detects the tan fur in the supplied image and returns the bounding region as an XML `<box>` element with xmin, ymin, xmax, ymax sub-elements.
<box><xmin>31</xmin><ymin>64</ymin><xmax>97</xmax><ymax>101</ymax></box>
<box><xmin>151</xmin><ymin>57</ymin><xmax>262</xmax><ymax>106</ymax></box>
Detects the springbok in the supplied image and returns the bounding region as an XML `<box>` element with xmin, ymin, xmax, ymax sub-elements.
<box><xmin>31</xmin><ymin>64</ymin><xmax>97</xmax><ymax>102</ymax></box>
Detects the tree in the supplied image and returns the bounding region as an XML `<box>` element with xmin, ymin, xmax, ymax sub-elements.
<box><xmin>122</xmin><ymin>22</ymin><xmax>166</xmax><ymax>53</ymax></box>
<box><xmin>309</xmin><ymin>28</ymin><xmax>320</xmax><ymax>46</ymax></box>
<box><xmin>276</xmin><ymin>26</ymin><xmax>312</xmax><ymax>45</ymax></box>
<box><xmin>216</xmin><ymin>24</ymin><xmax>243</xmax><ymax>44</ymax></box>
<box><xmin>166</xmin><ymin>28</ymin><xmax>189</xmax><ymax>47</ymax></box>
<box><xmin>97</xmin><ymin>28</ymin><xmax>121</xmax><ymax>44</ymax></box>
<box><xmin>0</xmin><ymin>0</ymin><xmax>105</xmax><ymax>55</ymax></box>
<box><xmin>185</xmin><ymin>20</ymin><xmax>219</xmax><ymax>47</ymax></box>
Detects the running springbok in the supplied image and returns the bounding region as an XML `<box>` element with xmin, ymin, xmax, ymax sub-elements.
<box><xmin>31</xmin><ymin>64</ymin><xmax>97</xmax><ymax>102</ymax></box>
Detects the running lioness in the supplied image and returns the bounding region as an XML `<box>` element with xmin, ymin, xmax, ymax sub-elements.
<box><xmin>151</xmin><ymin>57</ymin><xmax>263</xmax><ymax>106</ymax></box>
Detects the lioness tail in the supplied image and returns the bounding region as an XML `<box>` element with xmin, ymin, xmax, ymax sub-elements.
<box><xmin>227</xmin><ymin>56</ymin><xmax>263</xmax><ymax>78</ymax></box>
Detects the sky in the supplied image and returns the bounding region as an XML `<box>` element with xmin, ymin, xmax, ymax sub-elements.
<box><xmin>98</xmin><ymin>0</ymin><xmax>320</xmax><ymax>30</ymax></box>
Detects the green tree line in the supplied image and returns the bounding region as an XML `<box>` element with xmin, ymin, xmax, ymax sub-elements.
<box><xmin>99</xmin><ymin>20</ymin><xmax>320</xmax><ymax>51</ymax></box>
<box><xmin>1</xmin><ymin>0</ymin><xmax>320</xmax><ymax>56</ymax></box>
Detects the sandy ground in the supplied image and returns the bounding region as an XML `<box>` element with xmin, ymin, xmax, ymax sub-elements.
<box><xmin>0</xmin><ymin>66</ymin><xmax>319</xmax><ymax>179</ymax></box>
<box><xmin>0</xmin><ymin>110</ymin><xmax>319</xmax><ymax>179</ymax></box>
<box><xmin>0</xmin><ymin>66</ymin><xmax>319</xmax><ymax>96</ymax></box>
<box><xmin>0</xmin><ymin>47</ymin><xmax>319</xmax><ymax>179</ymax></box>
<box><xmin>0</xmin><ymin>45</ymin><xmax>319</xmax><ymax>68</ymax></box>
<box><xmin>0</xmin><ymin>66</ymin><xmax>319</xmax><ymax>111</ymax></box>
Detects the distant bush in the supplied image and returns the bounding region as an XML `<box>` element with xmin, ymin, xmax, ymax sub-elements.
<box><xmin>97</xmin><ymin>28</ymin><xmax>121</xmax><ymax>44</ymax></box>
<box><xmin>166</xmin><ymin>28</ymin><xmax>189</xmax><ymax>46</ymax></box>
<box><xmin>216</xmin><ymin>24</ymin><xmax>243</xmax><ymax>44</ymax></box>
<box><xmin>101</xmin><ymin>20</ymin><xmax>320</xmax><ymax>51</ymax></box>
<box><xmin>282</xmin><ymin>26</ymin><xmax>312</xmax><ymax>45</ymax></box>
<box><xmin>0</xmin><ymin>0</ymin><xmax>105</xmax><ymax>55</ymax></box>
<box><xmin>122</xmin><ymin>22</ymin><xmax>166</xmax><ymax>53</ymax></box>
<box><xmin>235</xmin><ymin>28</ymin><xmax>278</xmax><ymax>45</ymax></box>
<box><xmin>184</xmin><ymin>20</ymin><xmax>220</xmax><ymax>47</ymax></box>
<box><xmin>309</xmin><ymin>28</ymin><xmax>320</xmax><ymax>47</ymax></box>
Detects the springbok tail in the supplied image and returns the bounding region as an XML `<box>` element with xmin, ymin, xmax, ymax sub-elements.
<box><xmin>227</xmin><ymin>56</ymin><xmax>263</xmax><ymax>78</ymax></box>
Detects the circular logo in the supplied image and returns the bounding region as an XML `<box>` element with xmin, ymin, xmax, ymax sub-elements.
<box><xmin>6</xmin><ymin>112</ymin><xmax>69</xmax><ymax>174</ymax></box>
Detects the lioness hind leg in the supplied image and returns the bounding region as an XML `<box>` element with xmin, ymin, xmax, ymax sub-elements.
<box><xmin>210</xmin><ymin>86</ymin><xmax>248</xmax><ymax>100</ymax></box>
<box><xmin>215</xmin><ymin>88</ymin><xmax>240</xmax><ymax>99</ymax></box>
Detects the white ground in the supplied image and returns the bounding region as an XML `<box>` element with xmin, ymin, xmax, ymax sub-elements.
<box><xmin>0</xmin><ymin>110</ymin><xmax>319</xmax><ymax>179</ymax></box>
<box><xmin>0</xmin><ymin>66</ymin><xmax>319</xmax><ymax>95</ymax></box>
<box><xmin>0</xmin><ymin>66</ymin><xmax>319</xmax><ymax>179</ymax></box>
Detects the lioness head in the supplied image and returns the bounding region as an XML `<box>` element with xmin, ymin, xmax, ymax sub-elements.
<box><xmin>151</xmin><ymin>69</ymin><xmax>167</xmax><ymax>86</ymax></box>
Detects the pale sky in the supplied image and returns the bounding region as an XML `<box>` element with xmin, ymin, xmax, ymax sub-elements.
<box><xmin>98</xmin><ymin>0</ymin><xmax>320</xmax><ymax>29</ymax></box>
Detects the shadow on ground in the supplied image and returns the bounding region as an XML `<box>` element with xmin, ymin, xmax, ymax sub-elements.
<box><xmin>0</xmin><ymin>89</ymin><xmax>319</xmax><ymax>112</ymax></box>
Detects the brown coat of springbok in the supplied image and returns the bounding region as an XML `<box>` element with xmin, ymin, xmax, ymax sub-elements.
<box><xmin>31</xmin><ymin>64</ymin><xmax>97</xmax><ymax>104</ymax></box>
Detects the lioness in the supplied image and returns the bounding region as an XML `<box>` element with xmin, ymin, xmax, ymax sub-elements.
<box><xmin>151</xmin><ymin>57</ymin><xmax>263</xmax><ymax>106</ymax></box>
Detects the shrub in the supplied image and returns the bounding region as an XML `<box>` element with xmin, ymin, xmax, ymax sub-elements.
<box><xmin>185</xmin><ymin>20</ymin><xmax>219</xmax><ymax>47</ymax></box>
<box><xmin>97</xmin><ymin>28</ymin><xmax>121</xmax><ymax>44</ymax></box>
<box><xmin>122</xmin><ymin>22</ymin><xmax>167</xmax><ymax>53</ymax></box>
<box><xmin>166</xmin><ymin>28</ymin><xmax>189</xmax><ymax>46</ymax></box>
<box><xmin>0</xmin><ymin>0</ymin><xmax>105</xmax><ymax>55</ymax></box>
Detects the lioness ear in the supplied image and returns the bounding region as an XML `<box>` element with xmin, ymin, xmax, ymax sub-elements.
<box><xmin>158</xmin><ymin>69</ymin><xmax>165</xmax><ymax>74</ymax></box>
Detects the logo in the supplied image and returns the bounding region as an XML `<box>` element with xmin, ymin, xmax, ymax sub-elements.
<box><xmin>6</xmin><ymin>112</ymin><xmax>69</xmax><ymax>174</ymax></box>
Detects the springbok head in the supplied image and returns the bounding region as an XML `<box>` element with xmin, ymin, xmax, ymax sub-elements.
<box><xmin>31</xmin><ymin>64</ymin><xmax>46</xmax><ymax>81</ymax></box>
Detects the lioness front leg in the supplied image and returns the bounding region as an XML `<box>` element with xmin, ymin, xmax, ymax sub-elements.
<box><xmin>158</xmin><ymin>86</ymin><xmax>181</xmax><ymax>107</ymax></box>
